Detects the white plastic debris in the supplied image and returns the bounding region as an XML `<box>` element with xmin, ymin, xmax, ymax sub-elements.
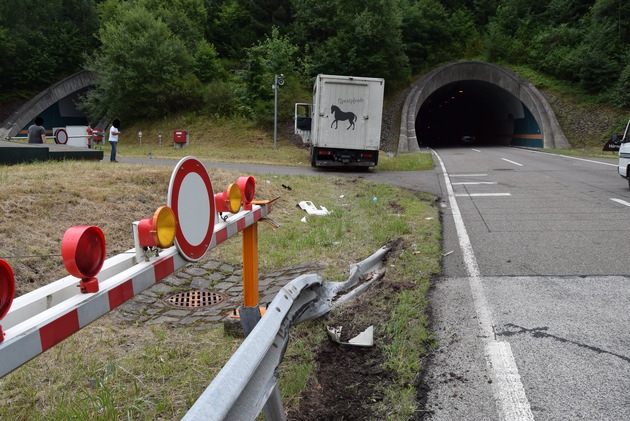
<box><xmin>301</xmin><ymin>216</ymin><xmax>307</xmax><ymax>223</ymax></box>
<box><xmin>327</xmin><ymin>325</ymin><xmax>374</xmax><ymax>347</ymax></box>
<box><xmin>298</xmin><ymin>201</ymin><xmax>331</xmax><ymax>215</ymax></box>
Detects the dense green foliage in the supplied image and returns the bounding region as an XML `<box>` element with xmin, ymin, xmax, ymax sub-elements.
<box><xmin>0</xmin><ymin>0</ymin><xmax>628</xmax><ymax>121</ymax></box>
<box><xmin>0</xmin><ymin>0</ymin><xmax>99</xmax><ymax>92</ymax></box>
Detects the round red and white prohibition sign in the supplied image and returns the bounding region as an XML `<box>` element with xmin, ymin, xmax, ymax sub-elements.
<box><xmin>167</xmin><ymin>157</ymin><xmax>215</xmax><ymax>261</ymax></box>
<box><xmin>54</xmin><ymin>128</ymin><xmax>68</xmax><ymax>144</ymax></box>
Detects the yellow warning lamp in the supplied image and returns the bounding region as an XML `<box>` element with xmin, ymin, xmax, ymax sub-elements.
<box><xmin>238</xmin><ymin>176</ymin><xmax>256</xmax><ymax>210</ymax></box>
<box><xmin>61</xmin><ymin>226</ymin><xmax>106</xmax><ymax>293</ymax></box>
<box><xmin>138</xmin><ymin>206</ymin><xmax>177</xmax><ymax>248</ymax></box>
<box><xmin>0</xmin><ymin>259</ymin><xmax>15</xmax><ymax>343</ymax></box>
<box><xmin>215</xmin><ymin>183</ymin><xmax>242</xmax><ymax>214</ymax></box>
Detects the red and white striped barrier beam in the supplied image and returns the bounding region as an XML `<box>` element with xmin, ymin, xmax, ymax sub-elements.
<box><xmin>0</xmin><ymin>204</ymin><xmax>270</xmax><ymax>378</ymax></box>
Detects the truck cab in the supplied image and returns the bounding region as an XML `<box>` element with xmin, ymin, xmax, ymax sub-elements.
<box><xmin>617</xmin><ymin>119</ymin><xmax>630</xmax><ymax>187</ymax></box>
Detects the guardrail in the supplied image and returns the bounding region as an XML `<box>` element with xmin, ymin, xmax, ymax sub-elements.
<box><xmin>183</xmin><ymin>245</ymin><xmax>389</xmax><ymax>420</ymax></box>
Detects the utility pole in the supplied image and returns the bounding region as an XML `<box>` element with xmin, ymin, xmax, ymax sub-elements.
<box><xmin>273</xmin><ymin>74</ymin><xmax>284</xmax><ymax>150</ymax></box>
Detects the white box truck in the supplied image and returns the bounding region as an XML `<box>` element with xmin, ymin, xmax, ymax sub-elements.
<box><xmin>295</xmin><ymin>74</ymin><xmax>384</xmax><ymax>167</ymax></box>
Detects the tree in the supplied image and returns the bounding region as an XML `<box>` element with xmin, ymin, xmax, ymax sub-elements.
<box><xmin>401</xmin><ymin>0</ymin><xmax>454</xmax><ymax>72</ymax></box>
<box><xmin>291</xmin><ymin>0</ymin><xmax>410</xmax><ymax>85</ymax></box>
<box><xmin>0</xmin><ymin>0</ymin><xmax>99</xmax><ymax>91</ymax></box>
<box><xmin>239</xmin><ymin>26</ymin><xmax>302</xmax><ymax>122</ymax></box>
<box><xmin>81</xmin><ymin>4</ymin><xmax>199</xmax><ymax>120</ymax></box>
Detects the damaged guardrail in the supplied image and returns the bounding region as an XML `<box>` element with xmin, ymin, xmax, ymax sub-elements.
<box><xmin>183</xmin><ymin>245</ymin><xmax>390</xmax><ymax>421</ymax></box>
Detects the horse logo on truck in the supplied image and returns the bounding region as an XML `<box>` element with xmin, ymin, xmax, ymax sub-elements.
<box><xmin>330</xmin><ymin>105</ymin><xmax>357</xmax><ymax>130</ymax></box>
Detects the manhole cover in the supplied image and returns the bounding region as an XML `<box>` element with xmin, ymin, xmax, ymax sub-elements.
<box><xmin>165</xmin><ymin>290</ymin><xmax>228</xmax><ymax>308</ymax></box>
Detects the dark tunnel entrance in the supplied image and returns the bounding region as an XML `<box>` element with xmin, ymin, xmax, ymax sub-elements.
<box><xmin>415</xmin><ymin>80</ymin><xmax>542</xmax><ymax>148</ymax></box>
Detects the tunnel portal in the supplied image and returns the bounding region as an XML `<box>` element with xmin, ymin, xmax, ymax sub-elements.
<box><xmin>398</xmin><ymin>62</ymin><xmax>570</xmax><ymax>153</ymax></box>
<box><xmin>416</xmin><ymin>80</ymin><xmax>541</xmax><ymax>148</ymax></box>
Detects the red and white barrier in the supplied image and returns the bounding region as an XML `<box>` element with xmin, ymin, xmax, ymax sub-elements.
<box><xmin>0</xmin><ymin>156</ymin><xmax>272</xmax><ymax>378</ymax></box>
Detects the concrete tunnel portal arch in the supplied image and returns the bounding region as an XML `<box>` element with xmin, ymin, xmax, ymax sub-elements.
<box><xmin>398</xmin><ymin>61</ymin><xmax>570</xmax><ymax>152</ymax></box>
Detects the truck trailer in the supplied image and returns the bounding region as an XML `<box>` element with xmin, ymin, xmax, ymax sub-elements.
<box><xmin>295</xmin><ymin>74</ymin><xmax>384</xmax><ymax>167</ymax></box>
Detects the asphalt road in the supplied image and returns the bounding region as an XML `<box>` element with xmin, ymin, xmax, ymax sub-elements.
<box><xmin>426</xmin><ymin>146</ymin><xmax>630</xmax><ymax>421</ymax></box>
<box><xmin>121</xmin><ymin>148</ymin><xmax>630</xmax><ymax>420</ymax></box>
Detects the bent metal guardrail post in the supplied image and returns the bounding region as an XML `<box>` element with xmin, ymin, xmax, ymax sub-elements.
<box><xmin>183</xmin><ymin>245</ymin><xmax>390</xmax><ymax>421</ymax></box>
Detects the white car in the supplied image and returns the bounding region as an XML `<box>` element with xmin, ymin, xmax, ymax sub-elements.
<box><xmin>617</xmin><ymin>119</ymin><xmax>630</xmax><ymax>187</ymax></box>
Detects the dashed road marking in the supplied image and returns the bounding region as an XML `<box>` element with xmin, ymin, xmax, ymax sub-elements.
<box><xmin>502</xmin><ymin>158</ymin><xmax>523</xmax><ymax>166</ymax></box>
<box><xmin>455</xmin><ymin>193</ymin><xmax>512</xmax><ymax>197</ymax></box>
<box><xmin>452</xmin><ymin>182</ymin><xmax>498</xmax><ymax>185</ymax></box>
<box><xmin>611</xmin><ymin>198</ymin><xmax>630</xmax><ymax>207</ymax></box>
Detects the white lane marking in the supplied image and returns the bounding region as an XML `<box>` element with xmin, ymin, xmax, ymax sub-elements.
<box><xmin>451</xmin><ymin>174</ymin><xmax>488</xmax><ymax>177</ymax></box>
<box><xmin>452</xmin><ymin>182</ymin><xmax>498</xmax><ymax>185</ymax></box>
<box><xmin>455</xmin><ymin>193</ymin><xmax>512</xmax><ymax>197</ymax></box>
<box><xmin>502</xmin><ymin>158</ymin><xmax>524</xmax><ymax>166</ymax></box>
<box><xmin>433</xmin><ymin>150</ymin><xmax>534</xmax><ymax>421</ymax></box>
<box><xmin>472</xmin><ymin>149</ymin><xmax>481</xmax><ymax>152</ymax></box>
<box><xmin>611</xmin><ymin>198</ymin><xmax>630</xmax><ymax>207</ymax></box>
<box><xmin>525</xmin><ymin>148</ymin><xmax>618</xmax><ymax>167</ymax></box>
<box><xmin>488</xmin><ymin>342</ymin><xmax>537</xmax><ymax>420</ymax></box>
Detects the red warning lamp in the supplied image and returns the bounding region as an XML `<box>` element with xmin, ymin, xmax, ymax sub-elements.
<box><xmin>238</xmin><ymin>176</ymin><xmax>256</xmax><ymax>210</ymax></box>
<box><xmin>215</xmin><ymin>183</ymin><xmax>242</xmax><ymax>214</ymax></box>
<box><xmin>0</xmin><ymin>259</ymin><xmax>15</xmax><ymax>343</ymax></box>
<box><xmin>61</xmin><ymin>226</ymin><xmax>106</xmax><ymax>293</ymax></box>
<box><xmin>138</xmin><ymin>206</ymin><xmax>177</xmax><ymax>248</ymax></box>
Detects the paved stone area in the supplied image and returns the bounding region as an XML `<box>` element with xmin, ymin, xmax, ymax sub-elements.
<box><xmin>110</xmin><ymin>259</ymin><xmax>325</xmax><ymax>328</ymax></box>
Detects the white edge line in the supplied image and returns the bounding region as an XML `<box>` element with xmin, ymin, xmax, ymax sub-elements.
<box><xmin>524</xmin><ymin>148</ymin><xmax>618</xmax><ymax>167</ymax></box>
<box><xmin>432</xmin><ymin>149</ymin><xmax>534</xmax><ymax>421</ymax></box>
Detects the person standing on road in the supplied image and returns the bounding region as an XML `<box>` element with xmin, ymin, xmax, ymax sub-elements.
<box><xmin>27</xmin><ymin>116</ymin><xmax>46</xmax><ymax>144</ymax></box>
<box><xmin>109</xmin><ymin>119</ymin><xmax>121</xmax><ymax>162</ymax></box>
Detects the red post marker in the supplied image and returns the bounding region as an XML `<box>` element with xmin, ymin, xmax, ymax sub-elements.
<box><xmin>0</xmin><ymin>259</ymin><xmax>16</xmax><ymax>342</ymax></box>
<box><xmin>61</xmin><ymin>226</ymin><xmax>106</xmax><ymax>293</ymax></box>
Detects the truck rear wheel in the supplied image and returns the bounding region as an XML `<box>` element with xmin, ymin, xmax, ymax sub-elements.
<box><xmin>310</xmin><ymin>146</ymin><xmax>317</xmax><ymax>167</ymax></box>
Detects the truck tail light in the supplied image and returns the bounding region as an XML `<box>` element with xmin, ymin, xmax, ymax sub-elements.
<box><xmin>0</xmin><ymin>259</ymin><xmax>15</xmax><ymax>342</ymax></box>
<box><xmin>138</xmin><ymin>206</ymin><xmax>177</xmax><ymax>248</ymax></box>
<box><xmin>215</xmin><ymin>183</ymin><xmax>242</xmax><ymax>213</ymax></box>
<box><xmin>61</xmin><ymin>226</ymin><xmax>106</xmax><ymax>293</ymax></box>
<box><xmin>360</xmin><ymin>152</ymin><xmax>374</xmax><ymax>158</ymax></box>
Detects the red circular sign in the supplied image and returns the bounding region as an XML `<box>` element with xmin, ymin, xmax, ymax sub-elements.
<box><xmin>167</xmin><ymin>157</ymin><xmax>215</xmax><ymax>261</ymax></box>
<box><xmin>54</xmin><ymin>128</ymin><xmax>68</xmax><ymax>144</ymax></box>
<box><xmin>0</xmin><ymin>259</ymin><xmax>16</xmax><ymax>320</ymax></box>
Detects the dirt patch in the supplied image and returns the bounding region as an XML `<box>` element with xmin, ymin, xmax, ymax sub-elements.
<box><xmin>287</xmin><ymin>239</ymin><xmax>416</xmax><ymax>420</ymax></box>
<box><xmin>287</xmin><ymin>290</ymin><xmax>390</xmax><ymax>420</ymax></box>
